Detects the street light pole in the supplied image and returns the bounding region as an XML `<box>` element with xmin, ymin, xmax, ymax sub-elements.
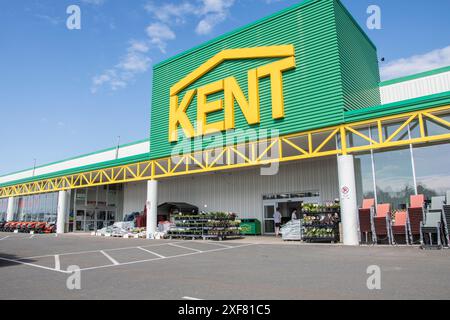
<box><xmin>115</xmin><ymin>136</ymin><xmax>121</xmax><ymax>160</ymax></box>
<box><xmin>32</xmin><ymin>158</ymin><xmax>37</xmax><ymax>177</ymax></box>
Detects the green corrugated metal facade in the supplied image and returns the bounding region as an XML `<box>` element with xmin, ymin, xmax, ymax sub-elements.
<box><xmin>334</xmin><ymin>1</ymin><xmax>381</xmax><ymax>111</ymax></box>
<box><xmin>150</xmin><ymin>0</ymin><xmax>379</xmax><ymax>159</ymax></box>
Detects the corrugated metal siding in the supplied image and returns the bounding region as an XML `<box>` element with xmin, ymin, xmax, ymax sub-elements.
<box><xmin>122</xmin><ymin>157</ymin><xmax>339</xmax><ymax>220</ymax></box>
<box><xmin>150</xmin><ymin>0</ymin><xmax>344</xmax><ymax>159</ymax></box>
<box><xmin>380</xmin><ymin>71</ymin><xmax>450</xmax><ymax>104</ymax></box>
<box><xmin>334</xmin><ymin>1</ymin><xmax>380</xmax><ymax>111</ymax></box>
<box><xmin>123</xmin><ymin>182</ymin><xmax>148</xmax><ymax>215</ymax></box>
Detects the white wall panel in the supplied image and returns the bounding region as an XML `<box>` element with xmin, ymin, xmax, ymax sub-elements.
<box><xmin>380</xmin><ymin>71</ymin><xmax>450</xmax><ymax>104</ymax></box>
<box><xmin>122</xmin><ymin>157</ymin><xmax>339</xmax><ymax>222</ymax></box>
<box><xmin>123</xmin><ymin>181</ymin><xmax>148</xmax><ymax>215</ymax></box>
<box><xmin>0</xmin><ymin>141</ymin><xmax>150</xmax><ymax>185</ymax></box>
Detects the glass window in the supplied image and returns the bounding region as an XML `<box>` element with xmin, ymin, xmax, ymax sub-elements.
<box><xmin>87</xmin><ymin>187</ymin><xmax>97</xmax><ymax>206</ymax></box>
<box><xmin>413</xmin><ymin>143</ymin><xmax>450</xmax><ymax>198</ymax></box>
<box><xmin>0</xmin><ymin>198</ymin><xmax>8</xmax><ymax>221</ymax></box>
<box><xmin>373</xmin><ymin>148</ymin><xmax>415</xmax><ymax>210</ymax></box>
<box><xmin>76</xmin><ymin>189</ymin><xmax>87</xmax><ymax>206</ymax></box>
<box><xmin>97</xmin><ymin>187</ymin><xmax>107</xmax><ymax>206</ymax></box>
<box><xmin>354</xmin><ymin>153</ymin><xmax>375</xmax><ymax>206</ymax></box>
<box><xmin>13</xmin><ymin>193</ymin><xmax>58</xmax><ymax>222</ymax></box>
<box><xmin>107</xmin><ymin>188</ymin><xmax>118</xmax><ymax>207</ymax></box>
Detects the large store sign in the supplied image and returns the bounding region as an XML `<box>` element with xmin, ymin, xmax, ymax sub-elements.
<box><xmin>168</xmin><ymin>45</ymin><xmax>296</xmax><ymax>142</ymax></box>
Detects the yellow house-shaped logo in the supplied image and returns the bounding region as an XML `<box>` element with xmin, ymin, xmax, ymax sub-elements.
<box><xmin>169</xmin><ymin>45</ymin><xmax>296</xmax><ymax>142</ymax></box>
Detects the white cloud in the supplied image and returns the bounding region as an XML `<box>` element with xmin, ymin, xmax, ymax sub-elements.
<box><xmin>92</xmin><ymin>69</ymin><xmax>126</xmax><ymax>92</ymax></box>
<box><xmin>146</xmin><ymin>23</ymin><xmax>176</xmax><ymax>53</ymax></box>
<box><xmin>418</xmin><ymin>175</ymin><xmax>450</xmax><ymax>193</ymax></box>
<box><xmin>90</xmin><ymin>0</ymin><xmax>255</xmax><ymax>92</ymax></box>
<box><xmin>129</xmin><ymin>40</ymin><xmax>149</xmax><ymax>53</ymax></box>
<box><xmin>119</xmin><ymin>51</ymin><xmax>151</xmax><ymax>73</ymax></box>
<box><xmin>144</xmin><ymin>2</ymin><xmax>197</xmax><ymax>24</ymax></box>
<box><xmin>91</xmin><ymin>41</ymin><xmax>152</xmax><ymax>93</ymax></box>
<box><xmin>381</xmin><ymin>45</ymin><xmax>450</xmax><ymax>81</ymax></box>
<box><xmin>145</xmin><ymin>0</ymin><xmax>235</xmax><ymax>36</ymax></box>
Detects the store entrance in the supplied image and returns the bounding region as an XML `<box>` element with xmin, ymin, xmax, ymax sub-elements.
<box><xmin>75</xmin><ymin>209</ymin><xmax>116</xmax><ymax>232</ymax></box>
<box><xmin>69</xmin><ymin>185</ymin><xmax>121</xmax><ymax>233</ymax></box>
<box><xmin>262</xmin><ymin>191</ymin><xmax>321</xmax><ymax>234</ymax></box>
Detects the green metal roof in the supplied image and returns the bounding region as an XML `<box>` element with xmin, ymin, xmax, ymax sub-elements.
<box><xmin>380</xmin><ymin>65</ymin><xmax>450</xmax><ymax>87</ymax></box>
<box><xmin>344</xmin><ymin>90</ymin><xmax>450</xmax><ymax>123</ymax></box>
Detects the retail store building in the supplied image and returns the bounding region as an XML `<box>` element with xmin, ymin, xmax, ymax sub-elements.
<box><xmin>1</xmin><ymin>0</ymin><xmax>449</xmax><ymax>244</ymax></box>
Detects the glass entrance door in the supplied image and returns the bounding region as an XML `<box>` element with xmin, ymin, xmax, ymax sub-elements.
<box><xmin>262</xmin><ymin>191</ymin><xmax>321</xmax><ymax>235</ymax></box>
<box><xmin>75</xmin><ymin>209</ymin><xmax>86</xmax><ymax>232</ymax></box>
<box><xmin>75</xmin><ymin>209</ymin><xmax>116</xmax><ymax>232</ymax></box>
<box><xmin>263</xmin><ymin>204</ymin><xmax>276</xmax><ymax>234</ymax></box>
<box><xmin>95</xmin><ymin>210</ymin><xmax>116</xmax><ymax>230</ymax></box>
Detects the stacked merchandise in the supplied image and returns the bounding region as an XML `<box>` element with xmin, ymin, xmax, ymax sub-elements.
<box><xmin>150</xmin><ymin>221</ymin><xmax>173</xmax><ymax>239</ymax></box>
<box><xmin>301</xmin><ymin>203</ymin><xmax>340</xmax><ymax>243</ymax></box>
<box><xmin>168</xmin><ymin>212</ymin><xmax>241</xmax><ymax>240</ymax></box>
<box><xmin>280</xmin><ymin>220</ymin><xmax>302</xmax><ymax>241</ymax></box>
<box><xmin>95</xmin><ymin>222</ymin><xmax>147</xmax><ymax>238</ymax></box>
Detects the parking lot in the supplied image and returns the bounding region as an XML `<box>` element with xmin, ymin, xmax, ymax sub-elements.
<box><xmin>1</xmin><ymin>233</ymin><xmax>450</xmax><ymax>300</ymax></box>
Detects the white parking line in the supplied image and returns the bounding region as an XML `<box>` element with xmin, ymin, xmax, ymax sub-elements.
<box><xmin>0</xmin><ymin>236</ymin><xmax>10</xmax><ymax>241</ymax></box>
<box><xmin>0</xmin><ymin>256</ymin><xmax>69</xmax><ymax>274</ymax></box>
<box><xmin>54</xmin><ymin>255</ymin><xmax>61</xmax><ymax>271</ymax></box>
<box><xmin>183</xmin><ymin>296</ymin><xmax>203</xmax><ymax>300</ymax></box>
<box><xmin>168</xmin><ymin>243</ymin><xmax>203</xmax><ymax>252</ymax></box>
<box><xmin>1</xmin><ymin>242</ymin><xmax>255</xmax><ymax>274</ymax></box>
<box><xmin>205</xmin><ymin>241</ymin><xmax>233</xmax><ymax>248</ymax></box>
<box><xmin>19</xmin><ymin>241</ymin><xmax>184</xmax><ymax>260</ymax></box>
<box><xmin>137</xmin><ymin>247</ymin><xmax>166</xmax><ymax>258</ymax></box>
<box><xmin>78</xmin><ymin>243</ymin><xmax>255</xmax><ymax>272</ymax></box>
<box><xmin>100</xmin><ymin>250</ymin><xmax>119</xmax><ymax>265</ymax></box>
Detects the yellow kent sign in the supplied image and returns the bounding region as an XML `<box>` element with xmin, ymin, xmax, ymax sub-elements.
<box><xmin>168</xmin><ymin>45</ymin><xmax>296</xmax><ymax>142</ymax></box>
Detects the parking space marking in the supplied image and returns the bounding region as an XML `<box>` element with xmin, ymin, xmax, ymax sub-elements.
<box><xmin>100</xmin><ymin>250</ymin><xmax>119</xmax><ymax>265</ymax></box>
<box><xmin>0</xmin><ymin>255</ymin><xmax>69</xmax><ymax>274</ymax></box>
<box><xmin>78</xmin><ymin>243</ymin><xmax>255</xmax><ymax>272</ymax></box>
<box><xmin>168</xmin><ymin>243</ymin><xmax>203</xmax><ymax>252</ymax></box>
<box><xmin>204</xmin><ymin>241</ymin><xmax>233</xmax><ymax>248</ymax></box>
<box><xmin>183</xmin><ymin>296</ymin><xmax>203</xmax><ymax>300</ymax></box>
<box><xmin>18</xmin><ymin>241</ymin><xmax>184</xmax><ymax>260</ymax></box>
<box><xmin>0</xmin><ymin>233</ymin><xmax>62</xmax><ymax>241</ymax></box>
<box><xmin>137</xmin><ymin>247</ymin><xmax>166</xmax><ymax>258</ymax></box>
<box><xmin>54</xmin><ymin>255</ymin><xmax>61</xmax><ymax>271</ymax></box>
<box><xmin>1</xmin><ymin>241</ymin><xmax>255</xmax><ymax>275</ymax></box>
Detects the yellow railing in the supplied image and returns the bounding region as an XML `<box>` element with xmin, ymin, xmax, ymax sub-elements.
<box><xmin>1</xmin><ymin>105</ymin><xmax>449</xmax><ymax>198</ymax></box>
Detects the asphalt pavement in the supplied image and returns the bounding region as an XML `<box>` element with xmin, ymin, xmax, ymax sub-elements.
<box><xmin>1</xmin><ymin>233</ymin><xmax>449</xmax><ymax>300</ymax></box>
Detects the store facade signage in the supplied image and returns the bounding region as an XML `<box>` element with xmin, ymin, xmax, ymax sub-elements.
<box><xmin>168</xmin><ymin>45</ymin><xmax>296</xmax><ymax>142</ymax></box>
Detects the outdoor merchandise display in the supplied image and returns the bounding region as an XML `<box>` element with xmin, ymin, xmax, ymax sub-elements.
<box><xmin>168</xmin><ymin>212</ymin><xmax>241</xmax><ymax>240</ymax></box>
<box><xmin>95</xmin><ymin>221</ymin><xmax>140</xmax><ymax>237</ymax></box>
<box><xmin>0</xmin><ymin>221</ymin><xmax>56</xmax><ymax>234</ymax></box>
<box><xmin>301</xmin><ymin>203</ymin><xmax>340</xmax><ymax>243</ymax></box>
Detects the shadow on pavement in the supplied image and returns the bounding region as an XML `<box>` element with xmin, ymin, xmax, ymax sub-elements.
<box><xmin>0</xmin><ymin>253</ymin><xmax>37</xmax><ymax>268</ymax></box>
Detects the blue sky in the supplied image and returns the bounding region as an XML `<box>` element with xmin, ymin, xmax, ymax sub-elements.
<box><xmin>1</xmin><ymin>0</ymin><xmax>450</xmax><ymax>175</ymax></box>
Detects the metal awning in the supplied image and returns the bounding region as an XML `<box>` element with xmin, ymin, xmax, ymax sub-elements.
<box><xmin>157</xmin><ymin>202</ymin><xmax>199</xmax><ymax>216</ymax></box>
